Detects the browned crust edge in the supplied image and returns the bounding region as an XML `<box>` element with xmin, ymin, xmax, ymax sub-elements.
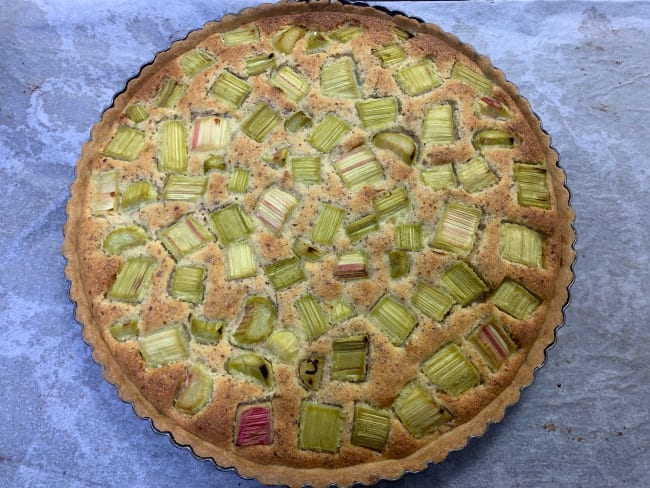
<box><xmin>62</xmin><ymin>1</ymin><xmax>576</xmax><ymax>487</ymax></box>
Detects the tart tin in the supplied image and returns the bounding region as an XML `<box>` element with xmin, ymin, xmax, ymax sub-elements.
<box><xmin>63</xmin><ymin>1</ymin><xmax>576</xmax><ymax>486</ymax></box>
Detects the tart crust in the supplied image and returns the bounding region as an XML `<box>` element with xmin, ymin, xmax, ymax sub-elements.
<box><xmin>63</xmin><ymin>2</ymin><xmax>575</xmax><ymax>487</ymax></box>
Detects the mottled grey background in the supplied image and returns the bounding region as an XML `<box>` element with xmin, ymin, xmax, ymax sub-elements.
<box><xmin>0</xmin><ymin>1</ymin><xmax>648</xmax><ymax>487</ymax></box>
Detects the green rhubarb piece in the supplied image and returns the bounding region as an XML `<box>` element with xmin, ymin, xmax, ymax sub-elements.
<box><xmin>345</xmin><ymin>213</ymin><xmax>379</xmax><ymax>242</ymax></box>
<box><xmin>191</xmin><ymin>116</ymin><xmax>233</xmax><ymax>151</ymax></box>
<box><xmin>240</xmin><ymin>102</ymin><xmax>281</xmax><ymax>143</ymax></box>
<box><xmin>469</xmin><ymin>315</ymin><xmax>517</xmax><ymax>371</ymax></box>
<box><xmin>190</xmin><ymin>314</ymin><xmax>224</xmax><ymax>344</ymax></box>
<box><xmin>222</xmin><ymin>26</ymin><xmax>259</xmax><ymax>46</ymax></box>
<box><xmin>394</xmin><ymin>59</ymin><xmax>441</xmax><ymax>96</ymax></box>
<box><xmin>331</xmin><ymin>299</ymin><xmax>355</xmax><ymax>323</ymax></box>
<box><xmin>490</xmin><ymin>279</ymin><xmax>540</xmax><ymax>320</ymax></box>
<box><xmin>271</xmin><ymin>26</ymin><xmax>306</xmax><ymax>54</ymax></box>
<box><xmin>174</xmin><ymin>363</ymin><xmax>213</xmax><ymax>415</ymax></box>
<box><xmin>203</xmin><ymin>154</ymin><xmax>226</xmax><ymax>172</ymax></box>
<box><xmin>299</xmin><ymin>402</ymin><xmax>342</xmax><ymax>452</ymax></box>
<box><xmin>209</xmin><ymin>71</ymin><xmax>251</xmax><ymax>109</ymax></box>
<box><xmin>331</xmin><ymin>335</ymin><xmax>368</xmax><ymax>382</ymax></box>
<box><xmin>391</xmin><ymin>26</ymin><xmax>411</xmax><ymax>42</ymax></box>
<box><xmin>209</xmin><ymin>204</ymin><xmax>254</xmax><ymax>244</ymax></box>
<box><xmin>422</xmin><ymin>343</ymin><xmax>480</xmax><ymax>396</ymax></box>
<box><xmin>373</xmin><ymin>132</ymin><xmax>417</xmax><ymax>165</ymax></box>
<box><xmin>473</xmin><ymin>129</ymin><xmax>518</xmax><ymax>150</ymax></box>
<box><xmin>369</xmin><ymin>295</ymin><xmax>417</xmax><ymax>346</ymax></box>
<box><xmin>420</xmin><ymin>164</ymin><xmax>456</xmax><ymax>190</ymax></box>
<box><xmin>393</xmin><ymin>382</ymin><xmax>451</xmax><ymax>438</ymax></box>
<box><xmin>476</xmin><ymin>96</ymin><xmax>512</xmax><ymax>119</ymax></box>
<box><xmin>305</xmin><ymin>31</ymin><xmax>330</xmax><ymax>53</ymax></box>
<box><xmin>266</xmin><ymin>329</ymin><xmax>300</xmax><ymax>361</ymax></box>
<box><xmin>256</xmin><ymin>186</ymin><xmax>298</xmax><ymax>233</ymax></box>
<box><xmin>373</xmin><ymin>186</ymin><xmax>410</xmax><ymax>220</ymax></box>
<box><xmin>155</xmin><ymin>78</ymin><xmax>187</xmax><ymax>108</ymax></box>
<box><xmin>333</xmin><ymin>146</ymin><xmax>383</xmax><ymax>190</ymax></box>
<box><xmin>431</xmin><ymin>202</ymin><xmax>481</xmax><ymax>255</ymax></box>
<box><xmin>451</xmin><ymin>62</ymin><xmax>494</xmax><ymax>94</ymax></box>
<box><xmin>264</xmin><ymin>256</ymin><xmax>306</xmax><ymax>290</ymax></box>
<box><xmin>226</xmin><ymin>353</ymin><xmax>274</xmax><ymax>388</ymax></box>
<box><xmin>120</xmin><ymin>180</ymin><xmax>157</xmax><ymax>210</ymax></box>
<box><xmin>269</xmin><ymin>66</ymin><xmax>310</xmax><ymax>103</ymax></box>
<box><xmin>514</xmin><ymin>163</ymin><xmax>551</xmax><ymax>209</ymax></box>
<box><xmin>374</xmin><ymin>44</ymin><xmax>406</xmax><ymax>67</ymax></box>
<box><xmin>285</xmin><ymin>111</ymin><xmax>312</xmax><ymax>133</ymax></box>
<box><xmin>139</xmin><ymin>324</ymin><xmax>189</xmax><ymax>366</ymax></box>
<box><xmin>102</xmin><ymin>126</ymin><xmax>146</xmax><ymax>162</ymax></box>
<box><xmin>293</xmin><ymin>239</ymin><xmax>326</xmax><ymax>262</ymax></box>
<box><xmin>356</xmin><ymin>97</ymin><xmax>398</xmax><ymax>131</ymax></box>
<box><xmin>125</xmin><ymin>103</ymin><xmax>148</xmax><ymax>123</ymax></box>
<box><xmin>109</xmin><ymin>319</ymin><xmax>138</xmax><ymax>342</ymax></box>
<box><xmin>456</xmin><ymin>156</ymin><xmax>497</xmax><ymax>193</ymax></box>
<box><xmin>158</xmin><ymin>120</ymin><xmax>188</xmax><ymax>173</ymax></box>
<box><xmin>162</xmin><ymin>175</ymin><xmax>207</xmax><ymax>201</ymax></box>
<box><xmin>311</xmin><ymin>203</ymin><xmax>345</xmax><ymax>245</ymax></box>
<box><xmin>158</xmin><ymin>215</ymin><xmax>212</xmax><ymax>260</ymax></box>
<box><xmin>225</xmin><ymin>241</ymin><xmax>257</xmax><ymax>280</ymax></box>
<box><xmin>180</xmin><ymin>49</ymin><xmax>216</xmax><ymax>78</ymax></box>
<box><xmin>309</xmin><ymin>114</ymin><xmax>351</xmax><ymax>152</ymax></box>
<box><xmin>351</xmin><ymin>404</ymin><xmax>391</xmax><ymax>451</ymax></box>
<box><xmin>170</xmin><ymin>265</ymin><xmax>205</xmax><ymax>303</ymax></box>
<box><xmin>321</xmin><ymin>57</ymin><xmax>360</xmax><ymax>99</ymax></box>
<box><xmin>299</xmin><ymin>355</ymin><xmax>325</xmax><ymax>390</ymax></box>
<box><xmin>103</xmin><ymin>225</ymin><xmax>147</xmax><ymax>255</ymax></box>
<box><xmin>501</xmin><ymin>223</ymin><xmax>544</xmax><ymax>267</ymax></box>
<box><xmin>395</xmin><ymin>223</ymin><xmax>423</xmax><ymax>251</ymax></box>
<box><xmin>107</xmin><ymin>257</ymin><xmax>156</xmax><ymax>303</ymax></box>
<box><xmin>334</xmin><ymin>251</ymin><xmax>368</xmax><ymax>280</ymax></box>
<box><xmin>232</xmin><ymin>296</ymin><xmax>275</xmax><ymax>347</ymax></box>
<box><xmin>291</xmin><ymin>155</ymin><xmax>321</xmax><ymax>184</ymax></box>
<box><xmin>388</xmin><ymin>250</ymin><xmax>409</xmax><ymax>279</ymax></box>
<box><xmin>330</xmin><ymin>22</ymin><xmax>364</xmax><ymax>42</ymax></box>
<box><xmin>262</xmin><ymin>146</ymin><xmax>289</xmax><ymax>168</ymax></box>
<box><xmin>245</xmin><ymin>52</ymin><xmax>276</xmax><ymax>76</ymax></box>
<box><xmin>228</xmin><ymin>167</ymin><xmax>250</xmax><ymax>193</ymax></box>
<box><xmin>411</xmin><ymin>281</ymin><xmax>455</xmax><ymax>322</ymax></box>
<box><xmin>295</xmin><ymin>295</ymin><xmax>329</xmax><ymax>340</ymax></box>
<box><xmin>422</xmin><ymin>104</ymin><xmax>455</xmax><ymax>145</ymax></box>
<box><xmin>440</xmin><ymin>261</ymin><xmax>488</xmax><ymax>306</ymax></box>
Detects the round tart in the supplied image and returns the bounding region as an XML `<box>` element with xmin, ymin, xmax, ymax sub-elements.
<box><xmin>64</xmin><ymin>2</ymin><xmax>575</xmax><ymax>486</ymax></box>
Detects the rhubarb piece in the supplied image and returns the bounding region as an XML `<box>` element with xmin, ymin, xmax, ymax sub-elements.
<box><xmin>333</xmin><ymin>146</ymin><xmax>383</xmax><ymax>190</ymax></box>
<box><xmin>120</xmin><ymin>180</ymin><xmax>157</xmax><ymax>210</ymax></box>
<box><xmin>271</xmin><ymin>26</ymin><xmax>306</xmax><ymax>54</ymax></box>
<box><xmin>420</xmin><ymin>164</ymin><xmax>456</xmax><ymax>190</ymax></box>
<box><xmin>269</xmin><ymin>66</ymin><xmax>310</xmax><ymax>103</ymax></box>
<box><xmin>456</xmin><ymin>156</ymin><xmax>497</xmax><ymax>193</ymax></box>
<box><xmin>103</xmin><ymin>225</ymin><xmax>148</xmax><ymax>255</ymax></box>
<box><xmin>330</xmin><ymin>22</ymin><xmax>364</xmax><ymax>43</ymax></box>
<box><xmin>351</xmin><ymin>404</ymin><xmax>391</xmax><ymax>451</ymax></box>
<box><xmin>155</xmin><ymin>78</ymin><xmax>187</xmax><ymax>108</ymax></box>
<box><xmin>451</xmin><ymin>62</ymin><xmax>494</xmax><ymax>94</ymax></box>
<box><xmin>190</xmin><ymin>314</ymin><xmax>224</xmax><ymax>344</ymax></box>
<box><xmin>228</xmin><ymin>167</ymin><xmax>250</xmax><ymax>194</ymax></box>
<box><xmin>514</xmin><ymin>163</ymin><xmax>551</xmax><ymax>209</ymax></box>
<box><xmin>125</xmin><ymin>103</ymin><xmax>148</xmax><ymax>123</ymax></box>
<box><xmin>299</xmin><ymin>355</ymin><xmax>324</xmax><ymax>390</ymax></box>
<box><xmin>309</xmin><ymin>114</ymin><xmax>351</xmax><ymax>152</ymax></box>
<box><xmin>373</xmin><ymin>132</ymin><xmax>417</xmax><ymax>165</ymax></box>
<box><xmin>331</xmin><ymin>335</ymin><xmax>368</xmax><ymax>382</ymax></box>
<box><xmin>320</xmin><ymin>57</ymin><xmax>360</xmax><ymax>99</ymax></box>
<box><xmin>373</xmin><ymin>44</ymin><xmax>406</xmax><ymax>67</ymax></box>
<box><xmin>262</xmin><ymin>146</ymin><xmax>289</xmax><ymax>168</ymax></box>
<box><xmin>232</xmin><ymin>296</ymin><xmax>275</xmax><ymax>347</ymax></box>
<box><xmin>245</xmin><ymin>52</ymin><xmax>276</xmax><ymax>76</ymax></box>
<box><xmin>393</xmin><ymin>382</ymin><xmax>451</xmax><ymax>438</ymax></box>
<box><xmin>373</xmin><ymin>186</ymin><xmax>410</xmax><ymax>220</ymax></box>
<box><xmin>311</xmin><ymin>203</ymin><xmax>345</xmax><ymax>245</ymax></box>
<box><xmin>266</xmin><ymin>329</ymin><xmax>300</xmax><ymax>361</ymax></box>
<box><xmin>394</xmin><ymin>60</ymin><xmax>441</xmax><ymax>97</ymax></box>
<box><xmin>227</xmin><ymin>353</ymin><xmax>274</xmax><ymax>388</ymax></box>
<box><xmin>422</xmin><ymin>344</ymin><xmax>480</xmax><ymax>396</ymax></box>
<box><xmin>431</xmin><ymin>202</ymin><xmax>481</xmax><ymax>255</ymax></box>
<box><xmin>225</xmin><ymin>241</ymin><xmax>257</xmax><ymax>281</ymax></box>
<box><xmin>159</xmin><ymin>215</ymin><xmax>212</xmax><ymax>260</ymax></box>
<box><xmin>293</xmin><ymin>239</ymin><xmax>326</xmax><ymax>262</ymax></box>
<box><xmin>191</xmin><ymin>116</ymin><xmax>233</xmax><ymax>151</ymax></box>
<box><xmin>388</xmin><ymin>250</ymin><xmax>409</xmax><ymax>279</ymax></box>
<box><xmin>109</xmin><ymin>319</ymin><xmax>138</xmax><ymax>342</ymax></box>
<box><xmin>180</xmin><ymin>49</ymin><xmax>216</xmax><ymax>78</ymax></box>
<box><xmin>256</xmin><ymin>186</ymin><xmax>297</xmax><ymax>233</ymax></box>
<box><xmin>203</xmin><ymin>154</ymin><xmax>226</xmax><ymax>172</ymax></box>
<box><xmin>88</xmin><ymin>167</ymin><xmax>117</xmax><ymax>210</ymax></box>
<box><xmin>394</xmin><ymin>223</ymin><xmax>423</xmax><ymax>251</ymax></box>
<box><xmin>209</xmin><ymin>71</ymin><xmax>252</xmax><ymax>109</ymax></box>
<box><xmin>158</xmin><ymin>120</ymin><xmax>188</xmax><ymax>173</ymax></box>
<box><xmin>295</xmin><ymin>295</ymin><xmax>329</xmax><ymax>340</ymax></box>
<box><xmin>501</xmin><ymin>223</ymin><xmax>544</xmax><ymax>268</ymax></box>
<box><xmin>162</xmin><ymin>175</ymin><xmax>208</xmax><ymax>201</ymax></box>
<box><xmin>391</xmin><ymin>26</ymin><xmax>411</xmax><ymax>42</ymax></box>
<box><xmin>368</xmin><ymin>295</ymin><xmax>417</xmax><ymax>346</ymax></box>
<box><xmin>102</xmin><ymin>126</ymin><xmax>146</xmax><ymax>162</ymax></box>
<box><xmin>476</xmin><ymin>96</ymin><xmax>511</xmax><ymax>119</ymax></box>
<box><xmin>285</xmin><ymin>111</ymin><xmax>312</xmax><ymax>133</ymax></box>
<box><xmin>305</xmin><ymin>31</ymin><xmax>329</xmax><ymax>53</ymax></box>
<box><xmin>411</xmin><ymin>281</ymin><xmax>455</xmax><ymax>322</ymax></box>
<box><xmin>240</xmin><ymin>102</ymin><xmax>281</xmax><ymax>142</ymax></box>
<box><xmin>264</xmin><ymin>256</ymin><xmax>306</xmax><ymax>290</ymax></box>
<box><xmin>170</xmin><ymin>265</ymin><xmax>205</xmax><ymax>303</ymax></box>
<box><xmin>440</xmin><ymin>261</ymin><xmax>488</xmax><ymax>306</ymax></box>
<box><xmin>209</xmin><ymin>204</ymin><xmax>254</xmax><ymax>244</ymax></box>
<box><xmin>291</xmin><ymin>155</ymin><xmax>321</xmax><ymax>184</ymax></box>
<box><xmin>469</xmin><ymin>315</ymin><xmax>517</xmax><ymax>371</ymax></box>
<box><xmin>334</xmin><ymin>251</ymin><xmax>368</xmax><ymax>280</ymax></box>
<box><xmin>345</xmin><ymin>213</ymin><xmax>379</xmax><ymax>242</ymax></box>
<box><xmin>222</xmin><ymin>26</ymin><xmax>259</xmax><ymax>46</ymax></box>
<box><xmin>236</xmin><ymin>404</ymin><xmax>272</xmax><ymax>446</ymax></box>
<box><xmin>421</xmin><ymin>104</ymin><xmax>455</xmax><ymax>145</ymax></box>
<box><xmin>139</xmin><ymin>324</ymin><xmax>189</xmax><ymax>366</ymax></box>
<box><xmin>473</xmin><ymin>129</ymin><xmax>518</xmax><ymax>150</ymax></box>
<box><xmin>174</xmin><ymin>363</ymin><xmax>213</xmax><ymax>415</ymax></box>
<box><xmin>331</xmin><ymin>299</ymin><xmax>355</xmax><ymax>323</ymax></box>
<box><xmin>299</xmin><ymin>402</ymin><xmax>342</xmax><ymax>452</ymax></box>
<box><xmin>107</xmin><ymin>257</ymin><xmax>156</xmax><ymax>302</ymax></box>
<box><xmin>356</xmin><ymin>97</ymin><xmax>398</xmax><ymax>131</ymax></box>
<box><xmin>490</xmin><ymin>279</ymin><xmax>540</xmax><ymax>320</ymax></box>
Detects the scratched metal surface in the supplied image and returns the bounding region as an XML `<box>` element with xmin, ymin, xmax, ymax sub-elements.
<box><xmin>0</xmin><ymin>1</ymin><xmax>648</xmax><ymax>486</ymax></box>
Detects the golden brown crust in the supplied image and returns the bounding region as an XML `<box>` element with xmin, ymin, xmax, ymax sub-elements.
<box><xmin>63</xmin><ymin>2</ymin><xmax>575</xmax><ymax>487</ymax></box>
